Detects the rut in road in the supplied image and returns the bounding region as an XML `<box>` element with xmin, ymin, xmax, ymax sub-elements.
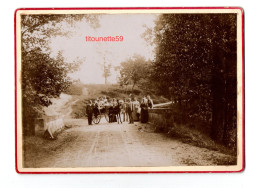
<box><xmin>48</xmin><ymin>123</ymin><xmax>177</xmax><ymax>167</ymax></box>
<box><xmin>24</xmin><ymin>119</ymin><xmax>236</xmax><ymax>168</ymax></box>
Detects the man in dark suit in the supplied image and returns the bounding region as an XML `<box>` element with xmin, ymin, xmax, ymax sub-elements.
<box><xmin>86</xmin><ymin>100</ymin><xmax>93</xmax><ymax>125</ymax></box>
<box><xmin>127</xmin><ymin>98</ymin><xmax>134</xmax><ymax>124</ymax></box>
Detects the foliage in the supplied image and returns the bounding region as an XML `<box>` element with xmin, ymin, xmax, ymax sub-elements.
<box><xmin>117</xmin><ymin>54</ymin><xmax>151</xmax><ymax>90</ymax></box>
<box><xmin>103</xmin><ymin>63</ymin><xmax>112</xmax><ymax>84</ymax></box>
<box><xmin>22</xmin><ymin>50</ymin><xmax>78</xmax><ymax>107</ymax></box>
<box><xmin>21</xmin><ymin>14</ymin><xmax>99</xmax><ymax>135</ymax></box>
<box><xmin>21</xmin><ymin>14</ymin><xmax>99</xmax><ymax>52</ymax></box>
<box><xmin>151</xmin><ymin>14</ymin><xmax>237</xmax><ymax>146</ymax></box>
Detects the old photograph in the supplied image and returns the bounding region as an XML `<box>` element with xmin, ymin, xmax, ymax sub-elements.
<box><xmin>15</xmin><ymin>8</ymin><xmax>244</xmax><ymax>173</ymax></box>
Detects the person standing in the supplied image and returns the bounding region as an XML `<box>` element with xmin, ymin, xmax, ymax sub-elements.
<box><xmin>93</xmin><ymin>99</ymin><xmax>100</xmax><ymax>118</ymax></box>
<box><xmin>86</xmin><ymin>100</ymin><xmax>93</xmax><ymax>125</ymax></box>
<box><xmin>108</xmin><ymin>99</ymin><xmax>113</xmax><ymax>123</ymax></box>
<box><xmin>147</xmin><ymin>95</ymin><xmax>154</xmax><ymax>109</ymax></box>
<box><xmin>140</xmin><ymin>98</ymin><xmax>149</xmax><ymax>123</ymax></box>
<box><xmin>103</xmin><ymin>96</ymin><xmax>108</xmax><ymax>103</ymax></box>
<box><xmin>112</xmin><ymin>98</ymin><xmax>118</xmax><ymax>122</ymax></box>
<box><xmin>132</xmin><ymin>97</ymin><xmax>140</xmax><ymax>121</ymax></box>
<box><xmin>122</xmin><ymin>98</ymin><xmax>128</xmax><ymax>122</ymax></box>
<box><xmin>127</xmin><ymin>98</ymin><xmax>134</xmax><ymax>124</ymax></box>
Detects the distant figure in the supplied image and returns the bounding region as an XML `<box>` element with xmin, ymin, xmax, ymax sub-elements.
<box><xmin>115</xmin><ymin>99</ymin><xmax>122</xmax><ymax>124</ymax></box>
<box><xmin>99</xmin><ymin>97</ymin><xmax>104</xmax><ymax>107</ymax></box>
<box><xmin>112</xmin><ymin>98</ymin><xmax>118</xmax><ymax>122</ymax></box>
<box><xmin>93</xmin><ymin>100</ymin><xmax>99</xmax><ymax>118</ymax></box>
<box><xmin>127</xmin><ymin>98</ymin><xmax>134</xmax><ymax>124</ymax></box>
<box><xmin>121</xmin><ymin>98</ymin><xmax>128</xmax><ymax>122</ymax></box>
<box><xmin>133</xmin><ymin>97</ymin><xmax>140</xmax><ymax>121</ymax></box>
<box><xmin>147</xmin><ymin>95</ymin><xmax>154</xmax><ymax>109</ymax></box>
<box><xmin>108</xmin><ymin>99</ymin><xmax>114</xmax><ymax>123</ymax></box>
<box><xmin>86</xmin><ymin>100</ymin><xmax>93</xmax><ymax>125</ymax></box>
<box><xmin>103</xmin><ymin>96</ymin><xmax>108</xmax><ymax>103</ymax></box>
<box><xmin>140</xmin><ymin>97</ymin><xmax>148</xmax><ymax>123</ymax></box>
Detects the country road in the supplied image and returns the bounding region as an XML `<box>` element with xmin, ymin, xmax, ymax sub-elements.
<box><xmin>23</xmin><ymin>119</ymin><xmax>236</xmax><ymax>168</ymax></box>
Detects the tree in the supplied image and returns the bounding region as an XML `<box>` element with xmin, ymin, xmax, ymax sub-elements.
<box><xmin>103</xmin><ymin>58</ymin><xmax>112</xmax><ymax>85</ymax></box>
<box><xmin>117</xmin><ymin>55</ymin><xmax>150</xmax><ymax>91</ymax></box>
<box><xmin>151</xmin><ymin>14</ymin><xmax>237</xmax><ymax>147</ymax></box>
<box><xmin>21</xmin><ymin>14</ymin><xmax>99</xmax><ymax>52</ymax></box>
<box><xmin>21</xmin><ymin>14</ymin><xmax>99</xmax><ymax>135</ymax></box>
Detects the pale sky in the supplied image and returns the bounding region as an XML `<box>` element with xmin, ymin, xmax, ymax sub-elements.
<box><xmin>49</xmin><ymin>14</ymin><xmax>157</xmax><ymax>84</ymax></box>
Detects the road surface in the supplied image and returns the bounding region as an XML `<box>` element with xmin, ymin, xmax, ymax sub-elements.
<box><xmin>24</xmin><ymin>119</ymin><xmax>236</xmax><ymax>168</ymax></box>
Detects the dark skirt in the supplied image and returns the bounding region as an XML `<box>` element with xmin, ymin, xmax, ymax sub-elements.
<box><xmin>141</xmin><ymin>108</ymin><xmax>148</xmax><ymax>123</ymax></box>
<box><xmin>109</xmin><ymin>107</ymin><xmax>117</xmax><ymax>122</ymax></box>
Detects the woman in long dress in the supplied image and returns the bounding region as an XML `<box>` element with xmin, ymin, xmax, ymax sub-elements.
<box><xmin>140</xmin><ymin>98</ymin><xmax>148</xmax><ymax>123</ymax></box>
<box><xmin>132</xmin><ymin>97</ymin><xmax>140</xmax><ymax>121</ymax></box>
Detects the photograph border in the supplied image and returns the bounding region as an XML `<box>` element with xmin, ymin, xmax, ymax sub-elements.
<box><xmin>14</xmin><ymin>7</ymin><xmax>245</xmax><ymax>174</ymax></box>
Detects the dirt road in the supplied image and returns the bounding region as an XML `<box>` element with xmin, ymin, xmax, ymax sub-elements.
<box><xmin>24</xmin><ymin>119</ymin><xmax>236</xmax><ymax>168</ymax></box>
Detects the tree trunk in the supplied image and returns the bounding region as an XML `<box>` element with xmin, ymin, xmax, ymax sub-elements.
<box><xmin>132</xmin><ymin>82</ymin><xmax>136</xmax><ymax>91</ymax></box>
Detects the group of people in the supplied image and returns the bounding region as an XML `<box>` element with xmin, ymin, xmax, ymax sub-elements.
<box><xmin>85</xmin><ymin>95</ymin><xmax>154</xmax><ymax>125</ymax></box>
<box><xmin>123</xmin><ymin>95</ymin><xmax>154</xmax><ymax>124</ymax></box>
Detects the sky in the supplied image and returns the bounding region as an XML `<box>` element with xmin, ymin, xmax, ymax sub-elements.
<box><xmin>49</xmin><ymin>14</ymin><xmax>157</xmax><ymax>84</ymax></box>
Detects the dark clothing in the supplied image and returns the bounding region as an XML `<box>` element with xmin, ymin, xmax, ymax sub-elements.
<box><xmin>93</xmin><ymin>103</ymin><xmax>99</xmax><ymax>117</ymax></box>
<box><xmin>140</xmin><ymin>103</ymin><xmax>148</xmax><ymax>123</ymax></box>
<box><xmin>128</xmin><ymin>111</ymin><xmax>133</xmax><ymax>124</ymax></box>
<box><xmin>108</xmin><ymin>106</ymin><xmax>117</xmax><ymax>123</ymax></box>
<box><xmin>148</xmin><ymin>99</ymin><xmax>153</xmax><ymax>109</ymax></box>
<box><xmin>127</xmin><ymin>102</ymin><xmax>134</xmax><ymax>124</ymax></box>
<box><xmin>108</xmin><ymin>107</ymin><xmax>112</xmax><ymax>123</ymax></box>
<box><xmin>86</xmin><ymin>104</ymin><xmax>93</xmax><ymax>125</ymax></box>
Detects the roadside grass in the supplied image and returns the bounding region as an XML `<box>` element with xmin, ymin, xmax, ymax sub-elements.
<box><xmin>23</xmin><ymin>126</ymin><xmax>78</xmax><ymax>167</ymax></box>
<box><xmin>136</xmin><ymin>122</ymin><xmax>237</xmax><ymax>166</ymax></box>
<box><xmin>166</xmin><ymin>125</ymin><xmax>237</xmax><ymax>165</ymax></box>
<box><xmin>142</xmin><ymin>122</ymin><xmax>237</xmax><ymax>165</ymax></box>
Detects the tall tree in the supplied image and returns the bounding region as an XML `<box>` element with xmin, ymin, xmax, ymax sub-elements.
<box><xmin>103</xmin><ymin>58</ymin><xmax>112</xmax><ymax>85</ymax></box>
<box><xmin>117</xmin><ymin>55</ymin><xmax>150</xmax><ymax>91</ymax></box>
<box><xmin>21</xmin><ymin>14</ymin><xmax>99</xmax><ymax>135</ymax></box>
<box><xmin>151</xmin><ymin>14</ymin><xmax>237</xmax><ymax>146</ymax></box>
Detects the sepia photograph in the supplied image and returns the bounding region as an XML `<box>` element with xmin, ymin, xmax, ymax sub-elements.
<box><xmin>15</xmin><ymin>8</ymin><xmax>244</xmax><ymax>173</ymax></box>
